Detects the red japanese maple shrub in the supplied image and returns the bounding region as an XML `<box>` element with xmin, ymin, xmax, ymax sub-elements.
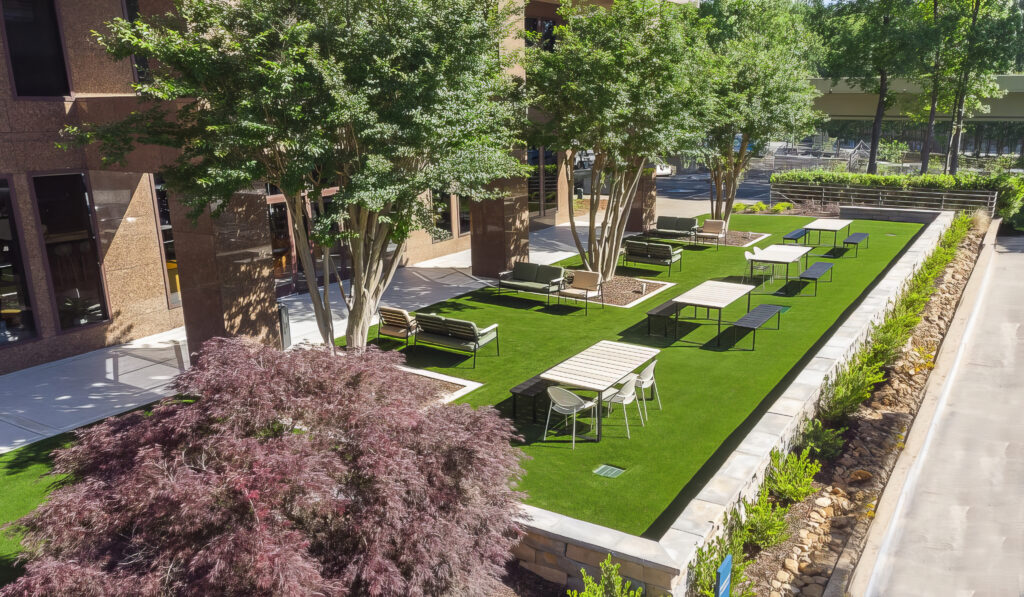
<box><xmin>2</xmin><ymin>338</ymin><xmax>524</xmax><ymax>596</ymax></box>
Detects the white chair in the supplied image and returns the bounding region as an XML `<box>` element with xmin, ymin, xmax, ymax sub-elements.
<box><xmin>744</xmin><ymin>251</ymin><xmax>772</xmax><ymax>284</ymax></box>
<box><xmin>602</xmin><ymin>374</ymin><xmax>643</xmax><ymax>439</ymax></box>
<box><xmin>635</xmin><ymin>361</ymin><xmax>661</xmax><ymax>419</ymax></box>
<box><xmin>544</xmin><ymin>387</ymin><xmax>597</xmax><ymax>450</ymax></box>
<box><xmin>695</xmin><ymin>219</ymin><xmax>727</xmax><ymax>249</ymax></box>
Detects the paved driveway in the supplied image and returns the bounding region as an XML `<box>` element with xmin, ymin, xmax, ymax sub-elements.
<box><xmin>866</xmin><ymin>234</ymin><xmax>1024</xmax><ymax>595</ymax></box>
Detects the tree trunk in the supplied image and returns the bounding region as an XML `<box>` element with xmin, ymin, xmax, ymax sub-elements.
<box><xmin>288</xmin><ymin>193</ymin><xmax>335</xmax><ymax>347</ymax></box>
<box><xmin>343</xmin><ymin>204</ymin><xmax>406</xmax><ymax>351</ymax></box>
<box><xmin>920</xmin><ymin>79</ymin><xmax>940</xmax><ymax>174</ymax></box>
<box><xmin>947</xmin><ymin>89</ymin><xmax>967</xmax><ymax>174</ymax></box>
<box><xmin>868</xmin><ymin>70</ymin><xmax>888</xmax><ymax>175</ymax></box>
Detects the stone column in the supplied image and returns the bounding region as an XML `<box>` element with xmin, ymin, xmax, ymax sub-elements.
<box><xmin>170</xmin><ymin>191</ymin><xmax>281</xmax><ymax>356</ymax></box>
<box><xmin>469</xmin><ymin>176</ymin><xmax>530</xmax><ymax>278</ymax></box>
<box><xmin>627</xmin><ymin>168</ymin><xmax>657</xmax><ymax>232</ymax></box>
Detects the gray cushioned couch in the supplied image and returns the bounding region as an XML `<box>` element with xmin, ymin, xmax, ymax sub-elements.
<box><xmin>497</xmin><ymin>262</ymin><xmax>565</xmax><ymax>305</ymax></box>
<box><xmin>414</xmin><ymin>313</ymin><xmax>499</xmax><ymax>367</ymax></box>
<box><xmin>622</xmin><ymin>240</ymin><xmax>683</xmax><ymax>273</ymax></box>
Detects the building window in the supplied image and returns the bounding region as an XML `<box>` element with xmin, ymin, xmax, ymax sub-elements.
<box><xmin>152</xmin><ymin>176</ymin><xmax>179</xmax><ymax>307</ymax></box>
<box><xmin>458</xmin><ymin>195</ymin><xmax>471</xmax><ymax>236</ymax></box>
<box><xmin>432</xmin><ymin>190</ymin><xmax>453</xmax><ymax>242</ymax></box>
<box><xmin>525</xmin><ymin>17</ymin><xmax>556</xmax><ymax>51</ymax></box>
<box><xmin>2</xmin><ymin>0</ymin><xmax>70</xmax><ymax>97</ymax></box>
<box><xmin>0</xmin><ymin>179</ymin><xmax>35</xmax><ymax>344</ymax></box>
<box><xmin>33</xmin><ymin>174</ymin><xmax>108</xmax><ymax>329</ymax></box>
<box><xmin>122</xmin><ymin>0</ymin><xmax>151</xmax><ymax>84</ymax></box>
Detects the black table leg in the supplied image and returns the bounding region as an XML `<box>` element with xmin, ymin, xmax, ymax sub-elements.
<box><xmin>747</xmin><ymin>291</ymin><xmax>751</xmax><ymax>312</ymax></box>
<box><xmin>717</xmin><ymin>308</ymin><xmax>722</xmax><ymax>345</ymax></box>
<box><xmin>596</xmin><ymin>396</ymin><xmax>603</xmax><ymax>442</ymax></box>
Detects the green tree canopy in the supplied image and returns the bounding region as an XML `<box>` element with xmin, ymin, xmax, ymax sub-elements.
<box><xmin>68</xmin><ymin>0</ymin><xmax>525</xmax><ymax>349</ymax></box>
<box><xmin>696</xmin><ymin>0</ymin><xmax>822</xmax><ymax>221</ymax></box>
<box><xmin>525</xmin><ymin>0</ymin><xmax>705</xmax><ymax>280</ymax></box>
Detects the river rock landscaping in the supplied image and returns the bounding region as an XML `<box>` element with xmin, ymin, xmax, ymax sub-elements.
<box><xmin>738</xmin><ymin>212</ymin><xmax>988</xmax><ymax>597</ymax></box>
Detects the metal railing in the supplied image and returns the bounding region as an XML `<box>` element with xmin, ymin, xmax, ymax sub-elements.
<box><xmin>770</xmin><ymin>181</ymin><xmax>997</xmax><ymax>215</ymax></box>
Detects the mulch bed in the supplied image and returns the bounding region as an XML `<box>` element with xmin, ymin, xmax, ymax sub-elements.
<box><xmin>785</xmin><ymin>201</ymin><xmax>840</xmax><ymax>218</ymax></box>
<box><xmin>559</xmin><ymin>273</ymin><xmax>671</xmax><ymax>306</ymax></box>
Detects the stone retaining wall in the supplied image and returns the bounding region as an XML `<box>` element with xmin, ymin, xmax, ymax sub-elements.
<box><xmin>514</xmin><ymin>212</ymin><xmax>955</xmax><ymax>596</ymax></box>
<box><xmin>838</xmin><ymin>206</ymin><xmax>940</xmax><ymax>224</ymax></box>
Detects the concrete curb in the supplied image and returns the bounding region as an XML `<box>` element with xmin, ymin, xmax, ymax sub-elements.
<box><xmin>832</xmin><ymin>219</ymin><xmax>1001</xmax><ymax>597</ymax></box>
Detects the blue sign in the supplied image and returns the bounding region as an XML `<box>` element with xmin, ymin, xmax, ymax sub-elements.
<box><xmin>716</xmin><ymin>554</ymin><xmax>732</xmax><ymax>597</ymax></box>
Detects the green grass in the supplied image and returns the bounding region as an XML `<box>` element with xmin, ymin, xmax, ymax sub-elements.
<box><xmin>0</xmin><ymin>215</ymin><xmax>920</xmax><ymax>583</ymax></box>
<box><xmin>0</xmin><ymin>435</ymin><xmax>69</xmax><ymax>586</ymax></box>
<box><xmin>355</xmin><ymin>215</ymin><xmax>921</xmax><ymax>535</ymax></box>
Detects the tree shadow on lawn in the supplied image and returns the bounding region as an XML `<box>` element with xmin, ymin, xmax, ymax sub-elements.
<box><xmin>0</xmin><ymin>554</ymin><xmax>24</xmax><ymax>590</ymax></box>
<box><xmin>463</xmin><ymin>288</ymin><xmax>556</xmax><ymax>312</ymax></box>
<box><xmin>1</xmin><ymin>435</ymin><xmax>68</xmax><ymax>477</ymax></box>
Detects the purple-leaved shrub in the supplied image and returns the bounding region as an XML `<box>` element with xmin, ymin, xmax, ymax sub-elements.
<box><xmin>2</xmin><ymin>338</ymin><xmax>524</xmax><ymax>596</ymax></box>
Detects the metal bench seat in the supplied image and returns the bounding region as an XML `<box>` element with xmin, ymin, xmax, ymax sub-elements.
<box><xmin>510</xmin><ymin>375</ymin><xmax>556</xmax><ymax>422</ymax></box>
<box><xmin>798</xmin><ymin>261</ymin><xmax>834</xmax><ymax>296</ymax></box>
<box><xmin>733</xmin><ymin>304</ymin><xmax>784</xmax><ymax>349</ymax></box>
<box><xmin>843</xmin><ymin>232</ymin><xmax>870</xmax><ymax>256</ymax></box>
<box><xmin>646</xmin><ymin>300</ymin><xmax>679</xmax><ymax>336</ymax></box>
<box><xmin>783</xmin><ymin>228</ymin><xmax>809</xmax><ymax>244</ymax></box>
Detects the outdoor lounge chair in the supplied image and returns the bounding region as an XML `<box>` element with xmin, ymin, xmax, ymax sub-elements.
<box><xmin>376</xmin><ymin>306</ymin><xmax>418</xmax><ymax>346</ymax></box>
<box><xmin>498</xmin><ymin>262</ymin><xmax>565</xmax><ymax>305</ymax></box>
<box><xmin>602</xmin><ymin>374</ymin><xmax>643</xmax><ymax>439</ymax></box>
<box><xmin>544</xmin><ymin>386</ymin><xmax>597</xmax><ymax>450</ymax></box>
<box><xmin>413</xmin><ymin>313</ymin><xmax>499</xmax><ymax>367</ymax></box>
<box><xmin>695</xmin><ymin>219</ymin><xmax>727</xmax><ymax>249</ymax></box>
<box><xmin>557</xmin><ymin>270</ymin><xmax>604</xmax><ymax>314</ymax></box>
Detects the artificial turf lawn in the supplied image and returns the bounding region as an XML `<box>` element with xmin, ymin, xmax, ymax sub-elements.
<box><xmin>0</xmin><ymin>434</ymin><xmax>69</xmax><ymax>586</ymax></box>
<box><xmin>358</xmin><ymin>214</ymin><xmax>922</xmax><ymax>536</ymax></box>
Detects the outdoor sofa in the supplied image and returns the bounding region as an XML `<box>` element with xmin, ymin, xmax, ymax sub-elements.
<box><xmin>651</xmin><ymin>216</ymin><xmax>698</xmax><ymax>240</ymax></box>
<box><xmin>414</xmin><ymin>313</ymin><xmax>499</xmax><ymax>367</ymax></box>
<box><xmin>498</xmin><ymin>262</ymin><xmax>565</xmax><ymax>305</ymax></box>
<box><xmin>622</xmin><ymin>240</ymin><xmax>683</xmax><ymax>273</ymax></box>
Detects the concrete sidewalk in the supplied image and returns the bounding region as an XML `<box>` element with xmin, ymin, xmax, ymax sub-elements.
<box><xmin>0</xmin><ymin>220</ymin><xmax>592</xmax><ymax>453</ymax></box>
<box><xmin>859</xmin><ymin>233</ymin><xmax>1024</xmax><ymax>595</ymax></box>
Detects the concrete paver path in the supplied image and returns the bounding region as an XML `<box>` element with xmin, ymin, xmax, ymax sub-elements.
<box><xmin>866</xmin><ymin>234</ymin><xmax>1024</xmax><ymax>595</ymax></box>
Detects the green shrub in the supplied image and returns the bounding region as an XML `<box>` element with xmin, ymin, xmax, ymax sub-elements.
<box><xmin>769</xmin><ymin>170</ymin><xmax>1023</xmax><ymax>220</ymax></box>
<box><xmin>740</xmin><ymin>489</ymin><xmax>789</xmax><ymax>550</ymax></box>
<box><xmin>770</xmin><ymin>201</ymin><xmax>792</xmax><ymax>213</ymax></box>
<box><xmin>877</xmin><ymin>139</ymin><xmax>909</xmax><ymax>164</ymax></box>
<box><xmin>688</xmin><ymin>512</ymin><xmax>755</xmax><ymax>597</ymax></box>
<box><xmin>733</xmin><ymin>203</ymin><xmax>749</xmax><ymax>213</ymax></box>
<box><xmin>750</xmin><ymin>201</ymin><xmax>767</xmax><ymax>213</ymax></box>
<box><xmin>818</xmin><ymin>356</ymin><xmax>886</xmax><ymax>423</ymax></box>
<box><xmin>765</xmin><ymin>448</ymin><xmax>820</xmax><ymax>504</ymax></box>
<box><xmin>569</xmin><ymin>555</ymin><xmax>642</xmax><ymax>597</ymax></box>
<box><xmin>798</xmin><ymin>419</ymin><xmax>846</xmax><ymax>462</ymax></box>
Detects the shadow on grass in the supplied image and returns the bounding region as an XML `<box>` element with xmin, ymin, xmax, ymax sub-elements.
<box><xmin>466</xmin><ymin>289</ymin><xmax>549</xmax><ymax>311</ymax></box>
<box><xmin>0</xmin><ymin>553</ymin><xmax>23</xmax><ymax>589</ymax></box>
<box><xmin>1</xmin><ymin>435</ymin><xmax>68</xmax><ymax>477</ymax></box>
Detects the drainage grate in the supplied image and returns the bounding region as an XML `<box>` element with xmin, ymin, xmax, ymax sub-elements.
<box><xmin>593</xmin><ymin>464</ymin><xmax>625</xmax><ymax>478</ymax></box>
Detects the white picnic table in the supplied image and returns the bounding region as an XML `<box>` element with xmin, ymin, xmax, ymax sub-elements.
<box><xmin>672</xmin><ymin>280</ymin><xmax>756</xmax><ymax>345</ymax></box>
<box><xmin>749</xmin><ymin>244</ymin><xmax>814</xmax><ymax>282</ymax></box>
<box><xmin>803</xmin><ymin>218</ymin><xmax>854</xmax><ymax>247</ymax></box>
<box><xmin>540</xmin><ymin>340</ymin><xmax>660</xmax><ymax>442</ymax></box>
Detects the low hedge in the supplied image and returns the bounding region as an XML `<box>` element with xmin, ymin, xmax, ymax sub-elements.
<box><xmin>769</xmin><ymin>170</ymin><xmax>1024</xmax><ymax>220</ymax></box>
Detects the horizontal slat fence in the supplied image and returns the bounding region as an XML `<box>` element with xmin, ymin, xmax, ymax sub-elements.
<box><xmin>770</xmin><ymin>181</ymin><xmax>997</xmax><ymax>215</ymax></box>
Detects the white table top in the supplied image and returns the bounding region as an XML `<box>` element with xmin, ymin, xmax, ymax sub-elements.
<box><xmin>540</xmin><ymin>340</ymin><xmax>660</xmax><ymax>392</ymax></box>
<box><xmin>751</xmin><ymin>244</ymin><xmax>813</xmax><ymax>264</ymax></box>
<box><xmin>804</xmin><ymin>218</ymin><xmax>853</xmax><ymax>232</ymax></box>
<box><xmin>672</xmin><ymin>280</ymin><xmax>756</xmax><ymax>310</ymax></box>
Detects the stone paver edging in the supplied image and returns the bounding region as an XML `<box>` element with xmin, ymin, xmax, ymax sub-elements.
<box><xmin>513</xmin><ymin>212</ymin><xmax>954</xmax><ymax>595</ymax></box>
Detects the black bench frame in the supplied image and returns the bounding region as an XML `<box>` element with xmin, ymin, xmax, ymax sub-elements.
<box><xmin>843</xmin><ymin>233</ymin><xmax>870</xmax><ymax>257</ymax></box>
<box><xmin>733</xmin><ymin>304</ymin><xmax>784</xmax><ymax>350</ymax></box>
<box><xmin>510</xmin><ymin>375</ymin><xmax>555</xmax><ymax>422</ymax></box>
<box><xmin>798</xmin><ymin>262</ymin><xmax>834</xmax><ymax>296</ymax></box>
<box><xmin>782</xmin><ymin>228</ymin><xmax>809</xmax><ymax>244</ymax></box>
<box><xmin>646</xmin><ymin>300</ymin><xmax>680</xmax><ymax>336</ymax></box>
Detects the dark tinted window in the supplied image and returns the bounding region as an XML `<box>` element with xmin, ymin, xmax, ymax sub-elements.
<box><xmin>33</xmin><ymin>174</ymin><xmax>108</xmax><ymax>329</ymax></box>
<box><xmin>153</xmin><ymin>177</ymin><xmax>179</xmax><ymax>307</ymax></box>
<box><xmin>458</xmin><ymin>196</ymin><xmax>471</xmax><ymax>236</ymax></box>
<box><xmin>2</xmin><ymin>0</ymin><xmax>70</xmax><ymax>96</ymax></box>
<box><xmin>0</xmin><ymin>179</ymin><xmax>36</xmax><ymax>344</ymax></box>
